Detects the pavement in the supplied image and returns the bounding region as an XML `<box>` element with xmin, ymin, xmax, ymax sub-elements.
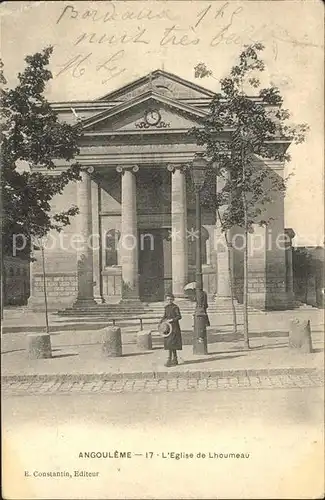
<box><xmin>2</xmin><ymin>306</ymin><xmax>324</xmax><ymax>394</ymax></box>
<box><xmin>2</xmin><ymin>329</ymin><xmax>324</xmax><ymax>390</ymax></box>
<box><xmin>3</xmin><ymin>307</ymin><xmax>324</xmax><ymax>498</ymax></box>
<box><xmin>2</xmin><ymin>304</ymin><xmax>324</xmax><ymax>333</ymax></box>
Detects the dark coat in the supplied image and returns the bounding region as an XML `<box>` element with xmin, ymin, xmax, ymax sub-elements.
<box><xmin>203</xmin><ymin>291</ymin><xmax>210</xmax><ymax>327</ymax></box>
<box><xmin>197</xmin><ymin>290</ymin><xmax>210</xmax><ymax>327</ymax></box>
<box><xmin>161</xmin><ymin>303</ymin><xmax>182</xmax><ymax>350</ymax></box>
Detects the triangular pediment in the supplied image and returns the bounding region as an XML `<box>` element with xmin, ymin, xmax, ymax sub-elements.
<box><xmin>83</xmin><ymin>91</ymin><xmax>206</xmax><ymax>133</ymax></box>
<box><xmin>96</xmin><ymin>69</ymin><xmax>215</xmax><ymax>102</ymax></box>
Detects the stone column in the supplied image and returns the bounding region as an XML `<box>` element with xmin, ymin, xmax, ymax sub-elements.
<box><xmin>75</xmin><ymin>168</ymin><xmax>95</xmax><ymax>306</ymax></box>
<box><xmin>91</xmin><ymin>179</ymin><xmax>104</xmax><ymax>303</ymax></box>
<box><xmin>169</xmin><ymin>165</ymin><xmax>188</xmax><ymax>297</ymax></box>
<box><xmin>215</xmin><ymin>175</ymin><xmax>233</xmax><ymax>300</ymax></box>
<box><xmin>285</xmin><ymin>228</ymin><xmax>295</xmax><ymax>308</ymax></box>
<box><xmin>118</xmin><ymin>166</ymin><xmax>139</xmax><ymax>301</ymax></box>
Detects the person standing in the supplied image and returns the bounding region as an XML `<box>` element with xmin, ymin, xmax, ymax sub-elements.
<box><xmin>203</xmin><ymin>289</ymin><xmax>210</xmax><ymax>327</ymax></box>
<box><xmin>160</xmin><ymin>293</ymin><xmax>182</xmax><ymax>367</ymax></box>
<box><xmin>196</xmin><ymin>289</ymin><xmax>210</xmax><ymax>327</ymax></box>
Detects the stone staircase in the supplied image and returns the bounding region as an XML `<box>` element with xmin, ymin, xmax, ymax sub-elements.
<box><xmin>56</xmin><ymin>297</ymin><xmax>247</xmax><ymax>319</ymax></box>
<box><xmin>147</xmin><ymin>297</ymin><xmax>248</xmax><ymax>315</ymax></box>
<box><xmin>57</xmin><ymin>301</ymin><xmax>153</xmax><ymax>318</ymax></box>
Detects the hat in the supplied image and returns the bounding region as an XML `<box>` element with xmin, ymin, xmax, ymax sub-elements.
<box><xmin>158</xmin><ymin>321</ymin><xmax>172</xmax><ymax>337</ymax></box>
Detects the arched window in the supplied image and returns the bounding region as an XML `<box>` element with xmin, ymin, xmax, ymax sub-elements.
<box><xmin>105</xmin><ymin>229</ymin><xmax>120</xmax><ymax>267</ymax></box>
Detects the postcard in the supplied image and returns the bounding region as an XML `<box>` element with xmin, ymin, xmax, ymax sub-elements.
<box><xmin>1</xmin><ymin>1</ymin><xmax>324</xmax><ymax>498</ymax></box>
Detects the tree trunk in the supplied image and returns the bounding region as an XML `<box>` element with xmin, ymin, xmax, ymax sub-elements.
<box><xmin>216</xmin><ymin>208</ymin><xmax>237</xmax><ymax>334</ymax></box>
<box><xmin>0</xmin><ymin>163</ymin><xmax>4</xmax><ymax>320</ymax></box>
<box><xmin>223</xmin><ymin>237</ymin><xmax>238</xmax><ymax>335</ymax></box>
<box><xmin>0</xmin><ymin>249</ymin><xmax>4</xmax><ymax>320</ymax></box>
<box><xmin>227</xmin><ymin>243</ymin><xmax>238</xmax><ymax>335</ymax></box>
<box><xmin>241</xmin><ymin>141</ymin><xmax>250</xmax><ymax>349</ymax></box>
<box><xmin>41</xmin><ymin>244</ymin><xmax>49</xmax><ymax>334</ymax></box>
<box><xmin>243</xmin><ymin>224</ymin><xmax>250</xmax><ymax>349</ymax></box>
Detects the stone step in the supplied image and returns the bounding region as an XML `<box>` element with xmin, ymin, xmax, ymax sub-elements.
<box><xmin>56</xmin><ymin>299</ymin><xmax>247</xmax><ymax>318</ymax></box>
<box><xmin>58</xmin><ymin>305</ymin><xmax>152</xmax><ymax>310</ymax></box>
<box><xmin>57</xmin><ymin>307</ymin><xmax>243</xmax><ymax>317</ymax></box>
<box><xmin>58</xmin><ymin>305</ymin><xmax>151</xmax><ymax>312</ymax></box>
<box><xmin>57</xmin><ymin>304</ymin><xmax>152</xmax><ymax>317</ymax></box>
<box><xmin>147</xmin><ymin>306</ymin><xmax>245</xmax><ymax>313</ymax></box>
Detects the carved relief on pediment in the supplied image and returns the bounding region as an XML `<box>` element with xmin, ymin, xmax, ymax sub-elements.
<box><xmin>85</xmin><ymin>103</ymin><xmax>202</xmax><ymax>133</ymax></box>
<box><xmin>107</xmin><ymin>74</ymin><xmax>213</xmax><ymax>102</ymax></box>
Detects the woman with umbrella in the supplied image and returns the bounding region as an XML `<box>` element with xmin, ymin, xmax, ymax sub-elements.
<box><xmin>159</xmin><ymin>293</ymin><xmax>182</xmax><ymax>367</ymax></box>
<box><xmin>184</xmin><ymin>282</ymin><xmax>210</xmax><ymax>327</ymax></box>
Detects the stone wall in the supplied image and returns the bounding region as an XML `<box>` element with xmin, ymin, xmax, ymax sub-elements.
<box><xmin>29</xmin><ymin>272</ymin><xmax>77</xmax><ymax>311</ymax></box>
<box><xmin>28</xmin><ymin>181</ymin><xmax>79</xmax><ymax>310</ymax></box>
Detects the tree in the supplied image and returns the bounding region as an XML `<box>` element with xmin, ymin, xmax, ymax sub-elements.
<box><xmin>1</xmin><ymin>46</ymin><xmax>82</xmax><ymax>252</ymax></box>
<box><xmin>194</xmin><ymin>166</ymin><xmax>238</xmax><ymax>335</ymax></box>
<box><xmin>193</xmin><ymin>43</ymin><xmax>308</xmax><ymax>348</ymax></box>
<box><xmin>0</xmin><ymin>46</ymin><xmax>83</xmax><ymax>319</ymax></box>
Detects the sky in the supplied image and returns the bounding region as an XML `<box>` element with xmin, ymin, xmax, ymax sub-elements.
<box><xmin>1</xmin><ymin>0</ymin><xmax>324</xmax><ymax>246</ymax></box>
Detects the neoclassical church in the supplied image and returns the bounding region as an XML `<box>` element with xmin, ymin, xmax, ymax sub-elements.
<box><xmin>28</xmin><ymin>70</ymin><xmax>295</xmax><ymax>312</ymax></box>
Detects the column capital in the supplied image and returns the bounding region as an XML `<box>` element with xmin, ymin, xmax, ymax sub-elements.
<box><xmin>80</xmin><ymin>166</ymin><xmax>94</xmax><ymax>174</ymax></box>
<box><xmin>167</xmin><ymin>164</ymin><xmax>188</xmax><ymax>173</ymax></box>
<box><xmin>116</xmin><ymin>165</ymin><xmax>139</xmax><ymax>174</ymax></box>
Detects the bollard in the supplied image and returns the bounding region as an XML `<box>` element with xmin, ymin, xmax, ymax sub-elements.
<box><xmin>102</xmin><ymin>327</ymin><xmax>122</xmax><ymax>357</ymax></box>
<box><xmin>137</xmin><ymin>330</ymin><xmax>153</xmax><ymax>351</ymax></box>
<box><xmin>27</xmin><ymin>333</ymin><xmax>52</xmax><ymax>359</ymax></box>
<box><xmin>289</xmin><ymin>319</ymin><xmax>313</xmax><ymax>353</ymax></box>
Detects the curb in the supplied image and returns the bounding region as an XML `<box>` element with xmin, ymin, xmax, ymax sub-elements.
<box><xmin>1</xmin><ymin>323</ymin><xmax>110</xmax><ymax>334</ymax></box>
<box><xmin>2</xmin><ymin>367</ymin><xmax>323</xmax><ymax>384</ymax></box>
<box><xmin>2</xmin><ymin>324</ymin><xmax>324</xmax><ymax>335</ymax></box>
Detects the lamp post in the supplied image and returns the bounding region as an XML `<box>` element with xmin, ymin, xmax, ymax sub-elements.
<box><xmin>191</xmin><ymin>154</ymin><xmax>208</xmax><ymax>355</ymax></box>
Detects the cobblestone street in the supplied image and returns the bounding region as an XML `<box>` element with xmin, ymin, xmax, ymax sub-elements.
<box><xmin>3</xmin><ymin>369</ymin><xmax>324</xmax><ymax>396</ymax></box>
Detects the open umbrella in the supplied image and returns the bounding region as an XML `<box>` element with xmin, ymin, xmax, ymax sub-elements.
<box><xmin>184</xmin><ymin>282</ymin><xmax>196</xmax><ymax>291</ymax></box>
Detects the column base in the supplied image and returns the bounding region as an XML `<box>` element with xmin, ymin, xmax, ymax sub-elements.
<box><xmin>94</xmin><ymin>295</ymin><xmax>105</xmax><ymax>304</ymax></box>
<box><xmin>27</xmin><ymin>295</ymin><xmax>76</xmax><ymax>312</ymax></box>
<box><xmin>214</xmin><ymin>295</ymin><xmax>239</xmax><ymax>306</ymax></box>
<box><xmin>72</xmin><ymin>297</ymin><xmax>97</xmax><ymax>309</ymax></box>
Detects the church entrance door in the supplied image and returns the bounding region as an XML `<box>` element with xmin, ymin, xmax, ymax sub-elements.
<box><xmin>139</xmin><ymin>229</ymin><xmax>165</xmax><ymax>302</ymax></box>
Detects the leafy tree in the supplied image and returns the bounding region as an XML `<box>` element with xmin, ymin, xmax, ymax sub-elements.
<box><xmin>193</xmin><ymin>43</ymin><xmax>308</xmax><ymax>348</ymax></box>
<box><xmin>0</xmin><ymin>47</ymin><xmax>83</xmax><ymax>318</ymax></box>
<box><xmin>1</xmin><ymin>46</ymin><xmax>82</xmax><ymax>256</ymax></box>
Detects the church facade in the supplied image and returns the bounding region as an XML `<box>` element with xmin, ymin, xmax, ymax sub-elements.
<box><xmin>28</xmin><ymin>70</ymin><xmax>295</xmax><ymax>311</ymax></box>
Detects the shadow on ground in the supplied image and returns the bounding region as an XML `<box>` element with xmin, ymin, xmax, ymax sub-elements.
<box><xmin>51</xmin><ymin>353</ymin><xmax>79</xmax><ymax>359</ymax></box>
<box><xmin>120</xmin><ymin>352</ymin><xmax>154</xmax><ymax>357</ymax></box>
<box><xmin>181</xmin><ymin>354</ymin><xmax>244</xmax><ymax>366</ymax></box>
<box><xmin>178</xmin><ymin>330</ymin><xmax>291</xmax><ymax>345</ymax></box>
<box><xmin>1</xmin><ymin>349</ymin><xmax>25</xmax><ymax>355</ymax></box>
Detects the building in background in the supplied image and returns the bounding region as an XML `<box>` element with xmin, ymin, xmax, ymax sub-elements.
<box><xmin>26</xmin><ymin>70</ymin><xmax>295</xmax><ymax>312</ymax></box>
<box><xmin>3</xmin><ymin>255</ymin><xmax>30</xmax><ymax>307</ymax></box>
<box><xmin>293</xmin><ymin>246</ymin><xmax>324</xmax><ymax>308</ymax></box>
